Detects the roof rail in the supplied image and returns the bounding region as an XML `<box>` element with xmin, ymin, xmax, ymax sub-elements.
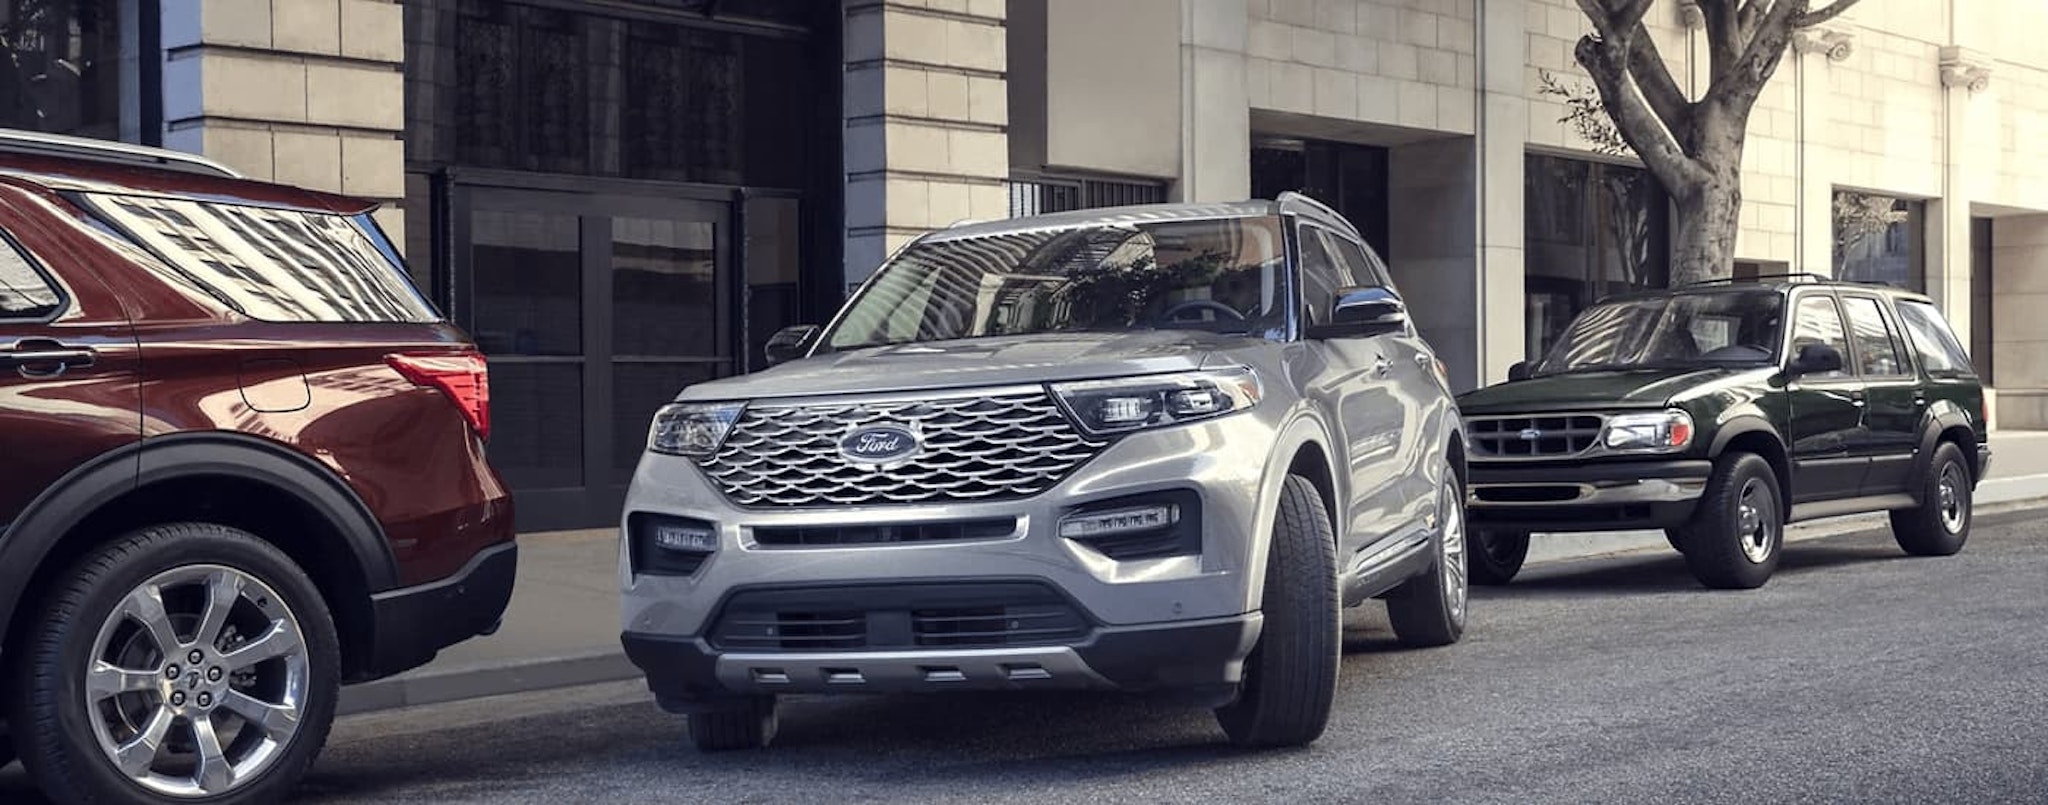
<box><xmin>0</xmin><ymin>128</ymin><xmax>243</xmax><ymax>179</ymax></box>
<box><xmin>1275</xmin><ymin>190</ymin><xmax>1364</xmax><ymax>240</ymax></box>
<box><xmin>1682</xmin><ymin>272</ymin><xmax>1835</xmax><ymax>287</ymax></box>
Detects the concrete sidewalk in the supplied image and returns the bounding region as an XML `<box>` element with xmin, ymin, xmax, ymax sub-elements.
<box><xmin>337</xmin><ymin>430</ymin><xmax>2048</xmax><ymax>716</ymax></box>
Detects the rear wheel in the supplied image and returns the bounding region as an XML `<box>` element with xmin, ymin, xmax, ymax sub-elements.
<box><xmin>1890</xmin><ymin>441</ymin><xmax>1973</xmax><ymax>556</ymax></box>
<box><xmin>1213</xmin><ymin>475</ymin><xmax>1339</xmax><ymax>748</ymax></box>
<box><xmin>1468</xmin><ymin>529</ymin><xmax>1528</xmax><ymax>586</ymax></box>
<box><xmin>1676</xmin><ymin>452</ymin><xmax>1782</xmax><ymax>589</ymax></box>
<box><xmin>9</xmin><ymin>523</ymin><xmax>339</xmax><ymax>805</ymax></box>
<box><xmin>1386</xmin><ymin>472</ymin><xmax>1469</xmax><ymax>648</ymax></box>
<box><xmin>685</xmin><ymin>696</ymin><xmax>778</xmax><ymax>752</ymax></box>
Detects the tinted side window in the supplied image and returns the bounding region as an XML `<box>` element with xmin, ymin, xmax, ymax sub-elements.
<box><xmin>1894</xmin><ymin>299</ymin><xmax>1975</xmax><ymax>377</ymax></box>
<box><xmin>1297</xmin><ymin>226</ymin><xmax>1350</xmax><ymax>326</ymax></box>
<box><xmin>85</xmin><ymin>195</ymin><xmax>438</xmax><ymax>324</ymax></box>
<box><xmin>1841</xmin><ymin>296</ymin><xmax>1907</xmax><ymax>377</ymax></box>
<box><xmin>1791</xmin><ymin>294</ymin><xmax>1852</xmax><ymax>380</ymax></box>
<box><xmin>0</xmin><ymin>231</ymin><xmax>61</xmax><ymax>319</ymax></box>
<box><xmin>1324</xmin><ymin>231</ymin><xmax>1390</xmax><ymax>289</ymax></box>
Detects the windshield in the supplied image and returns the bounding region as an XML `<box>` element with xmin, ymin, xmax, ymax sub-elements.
<box><xmin>822</xmin><ymin>215</ymin><xmax>1287</xmax><ymax>351</ymax></box>
<box><xmin>1532</xmin><ymin>288</ymin><xmax>1785</xmax><ymax>375</ymax></box>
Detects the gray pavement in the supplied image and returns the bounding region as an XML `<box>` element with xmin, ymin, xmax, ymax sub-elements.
<box><xmin>337</xmin><ymin>430</ymin><xmax>2048</xmax><ymax>717</ymax></box>
<box><xmin>70</xmin><ymin>503</ymin><xmax>2048</xmax><ymax>803</ymax></box>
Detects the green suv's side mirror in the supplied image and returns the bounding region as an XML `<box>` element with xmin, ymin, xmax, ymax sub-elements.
<box><xmin>763</xmin><ymin>325</ymin><xmax>819</xmax><ymax>366</ymax></box>
<box><xmin>1507</xmin><ymin>361</ymin><xmax>1533</xmax><ymax>381</ymax></box>
<box><xmin>1307</xmin><ymin>286</ymin><xmax>1407</xmax><ymax>340</ymax></box>
<box><xmin>1789</xmin><ymin>342</ymin><xmax>1844</xmax><ymax>376</ymax></box>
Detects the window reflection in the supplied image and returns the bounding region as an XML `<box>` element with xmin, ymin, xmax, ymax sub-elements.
<box><xmin>612</xmin><ymin>218</ymin><xmax>719</xmax><ymax>358</ymax></box>
<box><xmin>1832</xmin><ymin>191</ymin><xmax>1924</xmax><ymax>291</ymax></box>
<box><xmin>0</xmin><ymin>237</ymin><xmax>58</xmax><ymax>318</ymax></box>
<box><xmin>1523</xmin><ymin>154</ymin><xmax>1671</xmax><ymax>360</ymax></box>
<box><xmin>0</xmin><ymin>0</ymin><xmax>124</xmax><ymax>139</ymax></box>
<box><xmin>471</xmin><ymin>210</ymin><xmax>582</xmax><ymax>356</ymax></box>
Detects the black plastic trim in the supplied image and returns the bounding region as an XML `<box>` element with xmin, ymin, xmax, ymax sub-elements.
<box><xmin>363</xmin><ymin>540</ymin><xmax>517</xmax><ymax>679</ymax></box>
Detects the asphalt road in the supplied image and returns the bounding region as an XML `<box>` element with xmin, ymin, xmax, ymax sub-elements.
<box><xmin>7</xmin><ymin>510</ymin><xmax>2046</xmax><ymax>804</ymax></box>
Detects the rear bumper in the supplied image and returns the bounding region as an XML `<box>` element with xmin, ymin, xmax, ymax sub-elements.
<box><xmin>1465</xmin><ymin>459</ymin><xmax>1713</xmax><ymax>532</ymax></box>
<box><xmin>359</xmin><ymin>540</ymin><xmax>518</xmax><ymax>680</ymax></box>
<box><xmin>621</xmin><ymin>612</ymin><xmax>1261</xmax><ymax>711</ymax></box>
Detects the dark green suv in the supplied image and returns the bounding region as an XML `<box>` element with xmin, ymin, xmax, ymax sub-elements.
<box><xmin>1456</xmin><ymin>275</ymin><xmax>1990</xmax><ymax>589</ymax></box>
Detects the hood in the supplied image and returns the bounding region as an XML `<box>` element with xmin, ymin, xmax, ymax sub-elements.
<box><xmin>676</xmin><ymin>330</ymin><xmax>1252</xmax><ymax>401</ymax></box>
<box><xmin>1457</xmin><ymin>366</ymin><xmax>1748</xmax><ymax>413</ymax></box>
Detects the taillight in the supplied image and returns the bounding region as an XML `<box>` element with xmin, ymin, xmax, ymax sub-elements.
<box><xmin>386</xmin><ymin>350</ymin><xmax>491</xmax><ymax>441</ymax></box>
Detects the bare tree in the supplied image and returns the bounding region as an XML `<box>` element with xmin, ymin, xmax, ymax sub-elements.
<box><xmin>1570</xmin><ymin>0</ymin><xmax>1860</xmax><ymax>285</ymax></box>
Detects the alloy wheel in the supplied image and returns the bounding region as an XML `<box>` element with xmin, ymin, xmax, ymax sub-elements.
<box><xmin>1938</xmin><ymin>463</ymin><xmax>1968</xmax><ymax>534</ymax></box>
<box><xmin>1440</xmin><ymin>480</ymin><xmax>1468</xmax><ymax>622</ymax></box>
<box><xmin>84</xmin><ymin>564</ymin><xmax>309</xmax><ymax>799</ymax></box>
<box><xmin>1735</xmin><ymin>478</ymin><xmax>1776</xmax><ymax>564</ymax></box>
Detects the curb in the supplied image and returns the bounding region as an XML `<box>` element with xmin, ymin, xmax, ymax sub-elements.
<box><xmin>336</xmin><ymin>490</ymin><xmax>2048</xmax><ymax>718</ymax></box>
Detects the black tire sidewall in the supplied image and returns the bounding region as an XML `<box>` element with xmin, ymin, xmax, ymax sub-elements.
<box><xmin>12</xmin><ymin>523</ymin><xmax>341</xmax><ymax>805</ymax></box>
<box><xmin>1893</xmin><ymin>442</ymin><xmax>1972</xmax><ymax>555</ymax></box>
<box><xmin>1468</xmin><ymin>529</ymin><xmax>1528</xmax><ymax>585</ymax></box>
<box><xmin>1386</xmin><ymin>472</ymin><xmax>1468</xmax><ymax>645</ymax></box>
<box><xmin>1215</xmin><ymin>474</ymin><xmax>1339</xmax><ymax>746</ymax></box>
<box><xmin>1683</xmin><ymin>452</ymin><xmax>1782</xmax><ymax>589</ymax></box>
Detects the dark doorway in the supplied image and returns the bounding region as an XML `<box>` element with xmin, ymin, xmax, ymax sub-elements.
<box><xmin>1250</xmin><ymin>137</ymin><xmax>1391</xmax><ymax>256</ymax></box>
<box><xmin>1971</xmin><ymin>216</ymin><xmax>1993</xmax><ymax>384</ymax></box>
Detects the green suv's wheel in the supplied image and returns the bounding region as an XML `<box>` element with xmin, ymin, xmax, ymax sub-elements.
<box><xmin>9</xmin><ymin>523</ymin><xmax>339</xmax><ymax>805</ymax></box>
<box><xmin>686</xmin><ymin>695</ymin><xmax>778</xmax><ymax>751</ymax></box>
<box><xmin>1214</xmin><ymin>475</ymin><xmax>1339</xmax><ymax>748</ymax></box>
<box><xmin>1890</xmin><ymin>441</ymin><xmax>1973</xmax><ymax>556</ymax></box>
<box><xmin>1468</xmin><ymin>529</ymin><xmax>1528</xmax><ymax>586</ymax></box>
<box><xmin>1676</xmin><ymin>452</ymin><xmax>1782</xmax><ymax>589</ymax></box>
<box><xmin>1386</xmin><ymin>472</ymin><xmax>1469</xmax><ymax>647</ymax></box>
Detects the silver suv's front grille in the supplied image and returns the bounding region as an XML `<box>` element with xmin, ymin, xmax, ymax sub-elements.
<box><xmin>1466</xmin><ymin>413</ymin><xmax>1606</xmax><ymax>459</ymax></box>
<box><xmin>695</xmin><ymin>389</ymin><xmax>1108</xmax><ymax>508</ymax></box>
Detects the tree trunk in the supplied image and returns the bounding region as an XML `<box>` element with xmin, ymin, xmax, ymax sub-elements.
<box><xmin>1669</xmin><ymin>174</ymin><xmax>1742</xmax><ymax>287</ymax></box>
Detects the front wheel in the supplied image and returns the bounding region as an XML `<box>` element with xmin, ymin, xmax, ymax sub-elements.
<box><xmin>1676</xmin><ymin>452</ymin><xmax>1783</xmax><ymax>589</ymax></box>
<box><xmin>9</xmin><ymin>523</ymin><xmax>340</xmax><ymax>805</ymax></box>
<box><xmin>1890</xmin><ymin>441</ymin><xmax>1973</xmax><ymax>556</ymax></box>
<box><xmin>1468</xmin><ymin>529</ymin><xmax>1528</xmax><ymax>586</ymax></box>
<box><xmin>1213</xmin><ymin>475</ymin><xmax>1339</xmax><ymax>748</ymax></box>
<box><xmin>686</xmin><ymin>696</ymin><xmax>778</xmax><ymax>751</ymax></box>
<box><xmin>1386</xmin><ymin>472</ymin><xmax>1469</xmax><ymax>648</ymax></box>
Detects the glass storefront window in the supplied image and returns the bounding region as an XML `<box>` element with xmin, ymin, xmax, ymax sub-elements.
<box><xmin>1832</xmin><ymin>190</ymin><xmax>1925</xmax><ymax>291</ymax></box>
<box><xmin>1523</xmin><ymin>153</ymin><xmax>1671</xmax><ymax>360</ymax></box>
<box><xmin>1</xmin><ymin>0</ymin><xmax>130</xmax><ymax>140</ymax></box>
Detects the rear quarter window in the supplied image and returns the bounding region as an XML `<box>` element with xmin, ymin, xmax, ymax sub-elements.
<box><xmin>83</xmin><ymin>194</ymin><xmax>438</xmax><ymax>324</ymax></box>
<box><xmin>1892</xmin><ymin>299</ymin><xmax>1975</xmax><ymax>377</ymax></box>
<box><xmin>0</xmin><ymin>229</ymin><xmax>61</xmax><ymax>320</ymax></box>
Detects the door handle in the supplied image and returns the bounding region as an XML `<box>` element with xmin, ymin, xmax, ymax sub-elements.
<box><xmin>4</xmin><ymin>340</ymin><xmax>97</xmax><ymax>378</ymax></box>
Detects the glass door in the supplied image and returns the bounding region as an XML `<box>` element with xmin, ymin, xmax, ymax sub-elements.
<box><xmin>456</xmin><ymin>183</ymin><xmax>734</xmax><ymax>531</ymax></box>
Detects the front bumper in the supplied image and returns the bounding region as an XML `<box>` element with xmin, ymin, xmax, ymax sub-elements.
<box><xmin>622</xmin><ymin>612</ymin><xmax>1260</xmax><ymax>709</ymax></box>
<box><xmin>1465</xmin><ymin>459</ymin><xmax>1712</xmax><ymax>532</ymax></box>
<box><xmin>360</xmin><ymin>540</ymin><xmax>518</xmax><ymax>680</ymax></box>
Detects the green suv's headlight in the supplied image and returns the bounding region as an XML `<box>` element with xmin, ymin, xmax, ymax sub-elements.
<box><xmin>1051</xmin><ymin>367</ymin><xmax>1262</xmax><ymax>437</ymax></box>
<box><xmin>1602</xmin><ymin>409</ymin><xmax>1695</xmax><ymax>453</ymax></box>
<box><xmin>648</xmin><ymin>402</ymin><xmax>746</xmax><ymax>457</ymax></box>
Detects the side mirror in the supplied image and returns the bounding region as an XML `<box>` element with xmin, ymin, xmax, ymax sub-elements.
<box><xmin>1507</xmin><ymin>361</ymin><xmax>1533</xmax><ymax>382</ymax></box>
<box><xmin>1306</xmin><ymin>286</ymin><xmax>1407</xmax><ymax>339</ymax></box>
<box><xmin>1789</xmin><ymin>342</ymin><xmax>1844</xmax><ymax>376</ymax></box>
<box><xmin>763</xmin><ymin>325</ymin><xmax>819</xmax><ymax>366</ymax></box>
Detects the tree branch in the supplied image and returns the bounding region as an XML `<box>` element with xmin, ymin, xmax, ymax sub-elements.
<box><xmin>1574</xmin><ymin>0</ymin><xmax>1654</xmax><ymax>38</ymax></box>
<box><xmin>1696</xmin><ymin>0</ymin><xmax>1743</xmax><ymax>83</ymax></box>
<box><xmin>1574</xmin><ymin>35</ymin><xmax>1709</xmax><ymax>190</ymax></box>
<box><xmin>1794</xmin><ymin>0</ymin><xmax>1861</xmax><ymax>27</ymax></box>
<box><xmin>1627</xmin><ymin>29</ymin><xmax>1692</xmax><ymax>134</ymax></box>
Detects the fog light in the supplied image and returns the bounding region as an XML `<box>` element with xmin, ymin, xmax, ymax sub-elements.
<box><xmin>1058</xmin><ymin>504</ymin><xmax>1179</xmax><ymax>538</ymax></box>
<box><xmin>652</xmin><ymin>521</ymin><xmax>718</xmax><ymax>552</ymax></box>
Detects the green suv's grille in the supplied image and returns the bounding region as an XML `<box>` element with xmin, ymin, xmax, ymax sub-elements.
<box><xmin>1466</xmin><ymin>413</ymin><xmax>1606</xmax><ymax>459</ymax></box>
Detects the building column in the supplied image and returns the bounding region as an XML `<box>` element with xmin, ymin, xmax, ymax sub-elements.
<box><xmin>1928</xmin><ymin>47</ymin><xmax>1992</xmax><ymax>343</ymax></box>
<box><xmin>1790</xmin><ymin>22</ymin><xmax>1855</xmax><ymax>276</ymax></box>
<box><xmin>1472</xmin><ymin>0</ymin><xmax>1528</xmax><ymax>386</ymax></box>
<box><xmin>157</xmin><ymin>0</ymin><xmax>407</xmax><ymax>239</ymax></box>
<box><xmin>842</xmin><ymin>0</ymin><xmax>1009</xmax><ymax>292</ymax></box>
<box><xmin>1175</xmin><ymin>0</ymin><xmax>1248</xmax><ymax>203</ymax></box>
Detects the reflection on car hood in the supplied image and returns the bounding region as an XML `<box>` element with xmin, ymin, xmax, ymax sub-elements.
<box><xmin>674</xmin><ymin>330</ymin><xmax>1255</xmax><ymax>401</ymax></box>
<box><xmin>1456</xmin><ymin>366</ymin><xmax>1745</xmax><ymax>413</ymax></box>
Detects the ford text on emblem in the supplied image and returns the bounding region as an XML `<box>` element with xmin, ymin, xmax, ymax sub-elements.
<box><xmin>839</xmin><ymin>424</ymin><xmax>920</xmax><ymax>465</ymax></box>
<box><xmin>1518</xmin><ymin>428</ymin><xmax>1543</xmax><ymax>441</ymax></box>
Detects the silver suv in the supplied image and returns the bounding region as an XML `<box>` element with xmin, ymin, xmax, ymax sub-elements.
<box><xmin>618</xmin><ymin>193</ymin><xmax>1471</xmax><ymax>751</ymax></box>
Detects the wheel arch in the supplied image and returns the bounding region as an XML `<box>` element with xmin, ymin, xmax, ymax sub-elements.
<box><xmin>1914</xmin><ymin>405</ymin><xmax>1982</xmax><ymax>493</ymax></box>
<box><xmin>1711</xmin><ymin>419</ymin><xmax>1793</xmax><ymax>518</ymax></box>
<box><xmin>1241</xmin><ymin>415</ymin><xmax>1343</xmax><ymax>614</ymax></box>
<box><xmin>0</xmin><ymin>432</ymin><xmax>398</xmax><ymax>680</ymax></box>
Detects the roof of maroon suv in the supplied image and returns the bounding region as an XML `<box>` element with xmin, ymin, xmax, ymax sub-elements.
<box><xmin>0</xmin><ymin>149</ymin><xmax>378</xmax><ymax>216</ymax></box>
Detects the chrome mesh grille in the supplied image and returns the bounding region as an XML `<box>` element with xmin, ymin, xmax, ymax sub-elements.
<box><xmin>694</xmin><ymin>390</ymin><xmax>1108</xmax><ymax>508</ymax></box>
<box><xmin>1466</xmin><ymin>413</ymin><xmax>1606</xmax><ymax>459</ymax></box>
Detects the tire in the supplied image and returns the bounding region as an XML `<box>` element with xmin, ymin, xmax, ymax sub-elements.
<box><xmin>8</xmin><ymin>522</ymin><xmax>341</xmax><ymax>805</ymax></box>
<box><xmin>1889</xmin><ymin>441</ymin><xmax>1973</xmax><ymax>557</ymax></box>
<box><xmin>686</xmin><ymin>696</ymin><xmax>778</xmax><ymax>751</ymax></box>
<box><xmin>1213</xmin><ymin>475</ymin><xmax>1340</xmax><ymax>748</ymax></box>
<box><xmin>1675</xmin><ymin>452</ymin><xmax>1783</xmax><ymax>589</ymax></box>
<box><xmin>1468</xmin><ymin>529</ymin><xmax>1529</xmax><ymax>586</ymax></box>
<box><xmin>1386</xmin><ymin>472</ymin><xmax>1469</xmax><ymax>648</ymax></box>
<box><xmin>1664</xmin><ymin>529</ymin><xmax>1687</xmax><ymax>553</ymax></box>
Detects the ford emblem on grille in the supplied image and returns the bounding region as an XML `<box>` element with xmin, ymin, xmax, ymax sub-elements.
<box><xmin>1519</xmin><ymin>427</ymin><xmax>1544</xmax><ymax>441</ymax></box>
<box><xmin>839</xmin><ymin>423</ymin><xmax>921</xmax><ymax>466</ymax></box>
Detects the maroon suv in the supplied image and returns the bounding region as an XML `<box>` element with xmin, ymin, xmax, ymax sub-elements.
<box><xmin>0</xmin><ymin>130</ymin><xmax>515</xmax><ymax>804</ymax></box>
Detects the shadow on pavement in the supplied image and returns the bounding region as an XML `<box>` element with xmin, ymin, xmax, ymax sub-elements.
<box><xmin>1474</xmin><ymin>528</ymin><xmax>1915</xmax><ymax>600</ymax></box>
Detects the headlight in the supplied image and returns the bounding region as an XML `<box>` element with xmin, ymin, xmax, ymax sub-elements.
<box><xmin>1050</xmin><ymin>367</ymin><xmax>1262</xmax><ymax>436</ymax></box>
<box><xmin>1603</xmin><ymin>409</ymin><xmax>1694</xmax><ymax>453</ymax></box>
<box><xmin>648</xmin><ymin>401</ymin><xmax>746</xmax><ymax>457</ymax></box>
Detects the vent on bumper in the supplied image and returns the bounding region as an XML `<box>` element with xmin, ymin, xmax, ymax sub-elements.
<box><xmin>707</xmin><ymin>581</ymin><xmax>1091</xmax><ymax>652</ymax></box>
<box><xmin>628</xmin><ymin>513</ymin><xmax>717</xmax><ymax>577</ymax></box>
<box><xmin>751</xmin><ymin>517</ymin><xmax>1017</xmax><ymax>547</ymax></box>
<box><xmin>1058</xmin><ymin>489</ymin><xmax>1202</xmax><ymax>561</ymax></box>
<box><xmin>1466</xmin><ymin>413</ymin><xmax>1606</xmax><ymax>459</ymax></box>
